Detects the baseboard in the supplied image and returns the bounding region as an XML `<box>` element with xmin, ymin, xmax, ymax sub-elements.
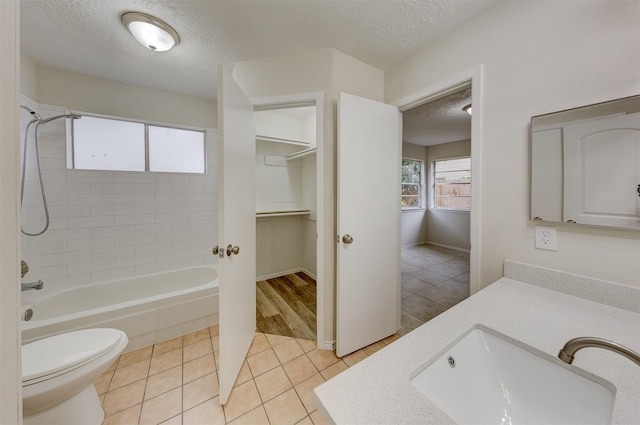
<box><xmin>401</xmin><ymin>240</ymin><xmax>430</xmax><ymax>249</ymax></box>
<box><xmin>322</xmin><ymin>340</ymin><xmax>336</xmax><ymax>351</ymax></box>
<box><xmin>257</xmin><ymin>268</ymin><xmax>317</xmax><ymax>281</ymax></box>
<box><xmin>423</xmin><ymin>241</ymin><xmax>470</xmax><ymax>253</ymax></box>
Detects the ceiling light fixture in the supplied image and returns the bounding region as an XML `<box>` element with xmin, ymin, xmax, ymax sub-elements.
<box><xmin>121</xmin><ymin>12</ymin><xmax>180</xmax><ymax>52</ymax></box>
<box><xmin>463</xmin><ymin>104</ymin><xmax>472</xmax><ymax>115</ymax></box>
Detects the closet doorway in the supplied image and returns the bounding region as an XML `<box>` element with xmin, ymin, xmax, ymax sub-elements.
<box><xmin>252</xmin><ymin>98</ymin><xmax>322</xmax><ymax>343</ymax></box>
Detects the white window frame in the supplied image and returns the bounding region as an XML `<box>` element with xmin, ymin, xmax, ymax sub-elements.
<box><xmin>67</xmin><ymin>111</ymin><xmax>207</xmax><ymax>174</ymax></box>
<box><xmin>401</xmin><ymin>158</ymin><xmax>424</xmax><ymax>210</ymax></box>
<box><xmin>432</xmin><ymin>156</ymin><xmax>471</xmax><ymax>211</ymax></box>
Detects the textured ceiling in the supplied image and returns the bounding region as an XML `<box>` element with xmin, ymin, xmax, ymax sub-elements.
<box><xmin>20</xmin><ymin>0</ymin><xmax>497</xmax><ymax>100</ymax></box>
<box><xmin>403</xmin><ymin>86</ymin><xmax>472</xmax><ymax>146</ymax></box>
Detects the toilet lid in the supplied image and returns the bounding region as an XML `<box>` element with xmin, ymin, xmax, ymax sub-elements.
<box><xmin>22</xmin><ymin>328</ymin><xmax>125</xmax><ymax>382</ymax></box>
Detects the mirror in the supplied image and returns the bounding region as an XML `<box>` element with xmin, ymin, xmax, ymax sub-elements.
<box><xmin>530</xmin><ymin>95</ymin><xmax>640</xmax><ymax>230</ymax></box>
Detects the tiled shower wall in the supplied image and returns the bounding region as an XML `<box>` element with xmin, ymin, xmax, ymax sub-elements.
<box><xmin>20</xmin><ymin>101</ymin><xmax>218</xmax><ymax>302</ymax></box>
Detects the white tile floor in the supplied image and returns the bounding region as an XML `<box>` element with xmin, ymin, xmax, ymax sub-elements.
<box><xmin>97</xmin><ymin>243</ymin><xmax>469</xmax><ymax>424</ymax></box>
<box><xmin>98</xmin><ymin>325</ymin><xmax>401</xmax><ymax>425</ymax></box>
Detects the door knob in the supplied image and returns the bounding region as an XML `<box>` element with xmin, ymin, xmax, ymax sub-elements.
<box><xmin>342</xmin><ymin>234</ymin><xmax>353</xmax><ymax>244</ymax></box>
<box><xmin>212</xmin><ymin>246</ymin><xmax>224</xmax><ymax>258</ymax></box>
<box><xmin>227</xmin><ymin>244</ymin><xmax>240</xmax><ymax>256</ymax></box>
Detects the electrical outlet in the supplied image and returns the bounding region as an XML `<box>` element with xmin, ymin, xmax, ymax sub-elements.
<box><xmin>535</xmin><ymin>226</ymin><xmax>557</xmax><ymax>251</ymax></box>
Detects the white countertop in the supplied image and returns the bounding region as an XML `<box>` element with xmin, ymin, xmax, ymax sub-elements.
<box><xmin>314</xmin><ymin>276</ymin><xmax>640</xmax><ymax>424</ymax></box>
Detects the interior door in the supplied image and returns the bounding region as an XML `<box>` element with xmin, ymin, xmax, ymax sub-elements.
<box><xmin>563</xmin><ymin>112</ymin><xmax>640</xmax><ymax>229</ymax></box>
<box><xmin>217</xmin><ymin>65</ymin><xmax>256</xmax><ymax>404</ymax></box>
<box><xmin>336</xmin><ymin>92</ymin><xmax>401</xmax><ymax>357</ymax></box>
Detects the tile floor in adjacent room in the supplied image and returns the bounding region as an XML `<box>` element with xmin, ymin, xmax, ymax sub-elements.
<box><xmin>97</xmin><ymin>325</ymin><xmax>400</xmax><ymax>425</ymax></box>
<box><xmin>400</xmin><ymin>243</ymin><xmax>470</xmax><ymax>335</ymax></box>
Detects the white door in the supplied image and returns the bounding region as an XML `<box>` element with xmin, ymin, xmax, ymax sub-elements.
<box><xmin>336</xmin><ymin>92</ymin><xmax>401</xmax><ymax>357</ymax></box>
<box><xmin>563</xmin><ymin>112</ymin><xmax>640</xmax><ymax>229</ymax></box>
<box><xmin>217</xmin><ymin>66</ymin><xmax>256</xmax><ymax>404</ymax></box>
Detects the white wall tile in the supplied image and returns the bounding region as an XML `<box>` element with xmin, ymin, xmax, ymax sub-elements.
<box><xmin>91</xmin><ymin>246</ymin><xmax>135</xmax><ymax>260</ymax></box>
<box><xmin>116</xmin><ymin>253</ymin><xmax>155</xmax><ymax>268</ymax></box>
<box><xmin>91</xmin><ymin>183</ymin><xmax>135</xmax><ymax>194</ymax></box>
<box><xmin>115</xmin><ymin>214</ymin><xmax>155</xmax><ymax>226</ymax></box>
<box><xmin>68</xmin><ymin>216</ymin><xmax>115</xmax><ymax>229</ymax></box>
<box><xmin>68</xmin><ymin>259</ymin><xmax>115</xmax><ymax>275</ymax></box>
<box><xmin>21</xmin><ymin>108</ymin><xmax>218</xmax><ymax>296</ymax></box>
<box><xmin>115</xmin><ymin>233</ymin><xmax>155</xmax><ymax>247</ymax></box>
<box><xmin>67</xmin><ymin>239</ymin><xmax>92</xmax><ymax>252</ymax></box>
<box><xmin>91</xmin><ymin>225</ymin><xmax>135</xmax><ymax>238</ymax></box>
<box><xmin>113</xmin><ymin>172</ymin><xmax>154</xmax><ymax>184</ymax></box>
<box><xmin>38</xmin><ymin>251</ymin><xmax>90</xmax><ymax>267</ymax></box>
<box><xmin>68</xmin><ymin>193</ymin><xmax>115</xmax><ymax>205</ymax></box>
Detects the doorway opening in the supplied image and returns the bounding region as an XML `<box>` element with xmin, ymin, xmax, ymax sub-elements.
<box><xmin>397</xmin><ymin>81</ymin><xmax>476</xmax><ymax>335</ymax></box>
<box><xmin>252</xmin><ymin>96</ymin><xmax>323</xmax><ymax>345</ymax></box>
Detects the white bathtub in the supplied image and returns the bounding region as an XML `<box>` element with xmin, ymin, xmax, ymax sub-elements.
<box><xmin>21</xmin><ymin>266</ymin><xmax>219</xmax><ymax>351</ymax></box>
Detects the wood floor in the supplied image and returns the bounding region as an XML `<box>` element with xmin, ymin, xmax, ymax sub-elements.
<box><xmin>256</xmin><ymin>272</ymin><xmax>317</xmax><ymax>341</ymax></box>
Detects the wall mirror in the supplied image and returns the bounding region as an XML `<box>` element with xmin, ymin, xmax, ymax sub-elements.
<box><xmin>530</xmin><ymin>95</ymin><xmax>640</xmax><ymax>230</ymax></box>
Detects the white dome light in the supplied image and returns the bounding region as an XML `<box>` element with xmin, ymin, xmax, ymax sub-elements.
<box><xmin>121</xmin><ymin>12</ymin><xmax>180</xmax><ymax>52</ymax></box>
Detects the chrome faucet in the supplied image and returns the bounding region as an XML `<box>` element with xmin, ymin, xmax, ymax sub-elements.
<box><xmin>558</xmin><ymin>337</ymin><xmax>640</xmax><ymax>366</ymax></box>
<box><xmin>21</xmin><ymin>280</ymin><xmax>44</xmax><ymax>291</ymax></box>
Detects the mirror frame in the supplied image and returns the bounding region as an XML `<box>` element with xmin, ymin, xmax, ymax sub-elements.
<box><xmin>530</xmin><ymin>95</ymin><xmax>640</xmax><ymax>231</ymax></box>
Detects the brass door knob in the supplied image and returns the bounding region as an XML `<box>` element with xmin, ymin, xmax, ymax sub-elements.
<box><xmin>227</xmin><ymin>244</ymin><xmax>240</xmax><ymax>256</ymax></box>
<box><xmin>342</xmin><ymin>234</ymin><xmax>353</xmax><ymax>244</ymax></box>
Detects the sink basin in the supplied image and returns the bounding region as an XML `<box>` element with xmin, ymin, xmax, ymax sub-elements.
<box><xmin>410</xmin><ymin>326</ymin><xmax>615</xmax><ymax>424</ymax></box>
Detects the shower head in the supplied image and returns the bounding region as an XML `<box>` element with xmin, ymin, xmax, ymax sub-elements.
<box><xmin>30</xmin><ymin>111</ymin><xmax>44</xmax><ymax>123</ymax></box>
<box><xmin>20</xmin><ymin>105</ymin><xmax>44</xmax><ymax>123</ymax></box>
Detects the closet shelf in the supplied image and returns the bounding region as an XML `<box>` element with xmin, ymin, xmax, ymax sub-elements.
<box><xmin>256</xmin><ymin>134</ymin><xmax>310</xmax><ymax>147</ymax></box>
<box><xmin>256</xmin><ymin>209</ymin><xmax>311</xmax><ymax>218</ymax></box>
<box><xmin>286</xmin><ymin>148</ymin><xmax>317</xmax><ymax>161</ymax></box>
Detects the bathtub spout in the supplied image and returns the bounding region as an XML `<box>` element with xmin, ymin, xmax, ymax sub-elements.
<box><xmin>22</xmin><ymin>280</ymin><xmax>44</xmax><ymax>291</ymax></box>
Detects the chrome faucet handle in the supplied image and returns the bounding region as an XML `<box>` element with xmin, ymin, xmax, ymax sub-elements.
<box><xmin>21</xmin><ymin>260</ymin><xmax>29</xmax><ymax>278</ymax></box>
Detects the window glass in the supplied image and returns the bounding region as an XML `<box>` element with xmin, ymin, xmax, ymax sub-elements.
<box><xmin>434</xmin><ymin>157</ymin><xmax>471</xmax><ymax>210</ymax></box>
<box><xmin>402</xmin><ymin>159</ymin><xmax>422</xmax><ymax>208</ymax></box>
<box><xmin>148</xmin><ymin>126</ymin><xmax>205</xmax><ymax>173</ymax></box>
<box><xmin>72</xmin><ymin>116</ymin><xmax>145</xmax><ymax>171</ymax></box>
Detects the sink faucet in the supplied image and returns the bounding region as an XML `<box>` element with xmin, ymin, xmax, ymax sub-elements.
<box><xmin>21</xmin><ymin>280</ymin><xmax>44</xmax><ymax>291</ymax></box>
<box><xmin>558</xmin><ymin>337</ymin><xmax>640</xmax><ymax>366</ymax></box>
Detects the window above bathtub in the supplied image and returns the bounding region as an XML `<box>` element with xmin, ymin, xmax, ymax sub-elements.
<box><xmin>66</xmin><ymin>113</ymin><xmax>205</xmax><ymax>174</ymax></box>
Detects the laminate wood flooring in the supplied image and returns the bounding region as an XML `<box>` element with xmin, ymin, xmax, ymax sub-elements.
<box><xmin>256</xmin><ymin>272</ymin><xmax>317</xmax><ymax>341</ymax></box>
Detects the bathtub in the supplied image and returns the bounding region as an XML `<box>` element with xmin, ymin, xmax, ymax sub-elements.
<box><xmin>21</xmin><ymin>266</ymin><xmax>219</xmax><ymax>351</ymax></box>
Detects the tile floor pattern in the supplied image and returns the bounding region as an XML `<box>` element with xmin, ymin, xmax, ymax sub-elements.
<box><xmin>399</xmin><ymin>244</ymin><xmax>470</xmax><ymax>335</ymax></box>
<box><xmin>96</xmin><ymin>243</ymin><xmax>466</xmax><ymax>424</ymax></box>
<box><xmin>97</xmin><ymin>325</ymin><xmax>401</xmax><ymax>425</ymax></box>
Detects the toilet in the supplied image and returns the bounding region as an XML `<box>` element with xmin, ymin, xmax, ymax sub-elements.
<box><xmin>22</xmin><ymin>328</ymin><xmax>128</xmax><ymax>425</ymax></box>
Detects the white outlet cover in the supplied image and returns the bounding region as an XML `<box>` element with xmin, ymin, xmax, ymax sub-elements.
<box><xmin>535</xmin><ymin>226</ymin><xmax>557</xmax><ymax>251</ymax></box>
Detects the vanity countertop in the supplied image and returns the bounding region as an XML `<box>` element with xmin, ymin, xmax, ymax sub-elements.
<box><xmin>314</xmin><ymin>274</ymin><xmax>640</xmax><ymax>424</ymax></box>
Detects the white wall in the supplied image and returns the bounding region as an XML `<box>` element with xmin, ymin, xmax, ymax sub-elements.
<box><xmin>20</xmin><ymin>51</ymin><xmax>37</xmax><ymax>100</ymax></box>
<box><xmin>36</xmin><ymin>65</ymin><xmax>217</xmax><ymax>129</ymax></box>
<box><xmin>401</xmin><ymin>142</ymin><xmax>428</xmax><ymax>246</ymax></box>
<box><xmin>233</xmin><ymin>48</ymin><xmax>384</xmax><ymax>345</ymax></box>
<box><xmin>386</xmin><ymin>0</ymin><xmax>640</xmax><ymax>287</ymax></box>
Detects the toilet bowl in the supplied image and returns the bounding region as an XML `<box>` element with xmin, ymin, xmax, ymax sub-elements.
<box><xmin>22</xmin><ymin>328</ymin><xmax>128</xmax><ymax>425</ymax></box>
